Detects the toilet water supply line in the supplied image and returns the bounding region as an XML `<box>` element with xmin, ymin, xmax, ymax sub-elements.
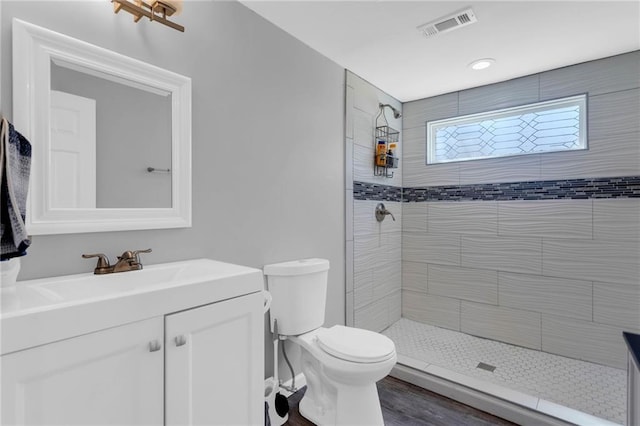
<box><xmin>280</xmin><ymin>334</ymin><xmax>296</xmax><ymax>393</ymax></box>
<box><xmin>263</xmin><ymin>290</ymin><xmax>297</xmax><ymax>393</ymax></box>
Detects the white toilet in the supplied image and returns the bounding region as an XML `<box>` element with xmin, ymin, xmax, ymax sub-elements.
<box><xmin>264</xmin><ymin>258</ymin><xmax>396</xmax><ymax>425</ymax></box>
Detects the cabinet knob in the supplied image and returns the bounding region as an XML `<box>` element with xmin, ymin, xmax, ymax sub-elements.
<box><xmin>149</xmin><ymin>340</ymin><xmax>162</xmax><ymax>352</ymax></box>
<box><xmin>175</xmin><ymin>335</ymin><xmax>187</xmax><ymax>347</ymax></box>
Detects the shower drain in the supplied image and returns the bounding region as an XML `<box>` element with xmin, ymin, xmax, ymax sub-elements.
<box><xmin>476</xmin><ymin>362</ymin><xmax>496</xmax><ymax>372</ymax></box>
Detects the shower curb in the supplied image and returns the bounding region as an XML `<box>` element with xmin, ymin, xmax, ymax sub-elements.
<box><xmin>390</xmin><ymin>363</ymin><xmax>620</xmax><ymax>426</ymax></box>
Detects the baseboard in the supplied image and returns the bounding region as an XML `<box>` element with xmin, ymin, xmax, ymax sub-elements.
<box><xmin>391</xmin><ymin>363</ymin><xmax>576</xmax><ymax>426</ymax></box>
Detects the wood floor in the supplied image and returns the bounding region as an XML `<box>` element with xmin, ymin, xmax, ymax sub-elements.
<box><xmin>284</xmin><ymin>376</ymin><xmax>517</xmax><ymax>426</ymax></box>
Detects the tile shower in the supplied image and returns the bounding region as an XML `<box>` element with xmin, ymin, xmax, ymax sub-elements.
<box><xmin>345</xmin><ymin>51</ymin><xmax>640</xmax><ymax>425</ymax></box>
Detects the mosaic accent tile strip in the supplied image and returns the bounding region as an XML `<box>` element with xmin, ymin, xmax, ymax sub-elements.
<box><xmin>353</xmin><ymin>181</ymin><xmax>402</xmax><ymax>201</ymax></box>
<box><xmin>403</xmin><ymin>175</ymin><xmax>640</xmax><ymax>202</ymax></box>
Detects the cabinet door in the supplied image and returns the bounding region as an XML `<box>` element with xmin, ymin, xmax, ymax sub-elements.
<box><xmin>1</xmin><ymin>317</ymin><xmax>164</xmax><ymax>425</ymax></box>
<box><xmin>165</xmin><ymin>292</ymin><xmax>264</xmax><ymax>426</ymax></box>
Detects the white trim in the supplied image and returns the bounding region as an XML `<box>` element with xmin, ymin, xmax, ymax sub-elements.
<box><xmin>426</xmin><ymin>94</ymin><xmax>587</xmax><ymax>165</ymax></box>
<box><xmin>13</xmin><ymin>18</ymin><xmax>192</xmax><ymax>235</ymax></box>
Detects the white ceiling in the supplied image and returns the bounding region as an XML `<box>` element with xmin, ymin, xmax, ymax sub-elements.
<box><xmin>239</xmin><ymin>1</ymin><xmax>640</xmax><ymax>102</ymax></box>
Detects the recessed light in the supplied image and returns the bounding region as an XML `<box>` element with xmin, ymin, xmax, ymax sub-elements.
<box><xmin>469</xmin><ymin>58</ymin><xmax>495</xmax><ymax>70</ymax></box>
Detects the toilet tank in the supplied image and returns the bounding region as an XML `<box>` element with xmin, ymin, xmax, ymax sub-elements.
<box><xmin>263</xmin><ymin>258</ymin><xmax>330</xmax><ymax>336</ymax></box>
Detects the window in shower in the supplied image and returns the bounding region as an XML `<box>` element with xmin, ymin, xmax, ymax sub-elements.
<box><xmin>426</xmin><ymin>94</ymin><xmax>587</xmax><ymax>164</ymax></box>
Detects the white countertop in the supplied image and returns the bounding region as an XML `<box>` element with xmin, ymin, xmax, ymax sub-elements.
<box><xmin>0</xmin><ymin>259</ymin><xmax>263</xmax><ymax>355</ymax></box>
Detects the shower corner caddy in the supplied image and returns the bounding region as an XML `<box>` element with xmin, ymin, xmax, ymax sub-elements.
<box><xmin>374</xmin><ymin>125</ymin><xmax>399</xmax><ymax>178</ymax></box>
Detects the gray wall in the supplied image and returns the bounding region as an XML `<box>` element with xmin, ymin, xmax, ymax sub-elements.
<box><xmin>402</xmin><ymin>52</ymin><xmax>640</xmax><ymax>369</ymax></box>
<box><xmin>1</xmin><ymin>1</ymin><xmax>345</xmax><ymax>379</ymax></box>
<box><xmin>51</xmin><ymin>63</ymin><xmax>172</xmax><ymax>208</ymax></box>
<box><xmin>345</xmin><ymin>71</ymin><xmax>403</xmax><ymax>332</ymax></box>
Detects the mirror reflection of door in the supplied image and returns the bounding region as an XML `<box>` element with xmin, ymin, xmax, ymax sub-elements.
<box><xmin>50</xmin><ymin>90</ymin><xmax>97</xmax><ymax>208</ymax></box>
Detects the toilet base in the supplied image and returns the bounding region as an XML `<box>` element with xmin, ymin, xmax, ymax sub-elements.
<box><xmin>297</xmin><ymin>349</ymin><xmax>385</xmax><ymax>425</ymax></box>
<box><xmin>300</xmin><ymin>383</ymin><xmax>384</xmax><ymax>425</ymax></box>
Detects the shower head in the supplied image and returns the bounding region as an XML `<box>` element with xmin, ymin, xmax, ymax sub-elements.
<box><xmin>379</xmin><ymin>103</ymin><xmax>402</xmax><ymax>119</ymax></box>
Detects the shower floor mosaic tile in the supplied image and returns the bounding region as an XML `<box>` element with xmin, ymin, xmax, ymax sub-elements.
<box><xmin>383</xmin><ymin>318</ymin><xmax>626</xmax><ymax>425</ymax></box>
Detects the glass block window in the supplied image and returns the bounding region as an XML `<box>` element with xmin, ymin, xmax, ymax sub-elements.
<box><xmin>426</xmin><ymin>95</ymin><xmax>587</xmax><ymax>164</ymax></box>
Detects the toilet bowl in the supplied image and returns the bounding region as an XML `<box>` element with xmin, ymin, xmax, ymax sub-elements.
<box><xmin>289</xmin><ymin>325</ymin><xmax>397</xmax><ymax>425</ymax></box>
<box><xmin>263</xmin><ymin>258</ymin><xmax>396</xmax><ymax>426</ymax></box>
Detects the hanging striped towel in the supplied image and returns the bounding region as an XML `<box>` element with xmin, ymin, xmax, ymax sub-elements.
<box><xmin>1</xmin><ymin>117</ymin><xmax>32</xmax><ymax>260</ymax></box>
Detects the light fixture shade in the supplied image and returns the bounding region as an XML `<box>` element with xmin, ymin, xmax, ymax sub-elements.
<box><xmin>165</xmin><ymin>0</ymin><xmax>183</xmax><ymax>15</ymax></box>
<box><xmin>469</xmin><ymin>58</ymin><xmax>495</xmax><ymax>70</ymax></box>
<box><xmin>139</xmin><ymin>0</ymin><xmax>183</xmax><ymax>15</ymax></box>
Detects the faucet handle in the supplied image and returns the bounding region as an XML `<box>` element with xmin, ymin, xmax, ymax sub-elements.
<box><xmin>132</xmin><ymin>248</ymin><xmax>152</xmax><ymax>257</ymax></box>
<box><xmin>122</xmin><ymin>248</ymin><xmax>152</xmax><ymax>266</ymax></box>
<box><xmin>82</xmin><ymin>253</ymin><xmax>111</xmax><ymax>274</ymax></box>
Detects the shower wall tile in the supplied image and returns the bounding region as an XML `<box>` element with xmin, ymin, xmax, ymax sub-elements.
<box><xmin>543</xmin><ymin>239</ymin><xmax>640</xmax><ymax>286</ymax></box>
<box><xmin>345</xmin><ymin>139</ymin><xmax>353</xmax><ymax>190</ymax></box>
<box><xmin>354</xmin><ymin>297</ymin><xmax>389</xmax><ymax>333</ymax></box>
<box><xmin>461</xmin><ymin>236</ymin><xmax>542</xmax><ymax>275</ymax></box>
<box><xmin>540</xmin><ymin>131</ymin><xmax>640</xmax><ymax>181</ymax></box>
<box><xmin>589</xmin><ymin>88</ymin><xmax>640</xmax><ymax>139</ymax></box>
<box><xmin>428</xmin><ymin>265</ymin><xmax>498</xmax><ymax>305</ymax></box>
<box><xmin>345</xmin><ymin>84</ymin><xmax>354</xmax><ymax>140</ymax></box>
<box><xmin>593</xmin><ymin>282</ymin><xmax>640</xmax><ymax>330</ymax></box>
<box><xmin>403</xmin><ymin>232</ymin><xmax>461</xmax><ymax>266</ymax></box>
<box><xmin>593</xmin><ymin>198</ymin><xmax>640</xmax><ymax>241</ymax></box>
<box><xmin>380</xmin><ymin>201</ymin><xmax>402</xmax><ymax>234</ymax></box>
<box><xmin>403</xmin><ymin>92</ymin><xmax>459</xmax><ymax>129</ymax></box>
<box><xmin>402</xmin><ymin>290</ymin><xmax>460</xmax><ymax>331</ymax></box>
<box><xmin>401</xmin><ymin>202</ymin><xmax>427</xmax><ymax>233</ymax></box>
<box><xmin>405</xmin><ymin>162</ymin><xmax>461</xmax><ymax>187</ymax></box>
<box><xmin>402</xmin><ymin>261</ymin><xmax>428</xmax><ymax>293</ymax></box>
<box><xmin>539</xmin><ymin>51</ymin><xmax>640</xmax><ymax>99</ymax></box>
<box><xmin>353</xmin><ymin>233</ymin><xmax>384</xmax><ymax>275</ymax></box>
<box><xmin>458</xmin><ymin>75</ymin><xmax>540</xmax><ymax>116</ymax></box>
<box><xmin>587</xmin><ymin>129</ymin><xmax>640</xmax><ymax>173</ymax></box>
<box><xmin>373</xmin><ymin>260</ymin><xmax>402</xmax><ymax>299</ymax></box>
<box><xmin>349</xmin><ymin>72</ymin><xmax>381</xmax><ymax>116</ymax></box>
<box><xmin>388</xmin><ymin>290</ymin><xmax>402</xmax><ymax>324</ymax></box>
<box><xmin>541</xmin><ymin>315</ymin><xmax>633</xmax><ymax>369</ymax></box>
<box><xmin>403</xmin><ymin>125</ymin><xmax>461</xmax><ymax>187</ymax></box>
<box><xmin>345</xmin><ymin>190</ymin><xmax>354</xmax><ymax>240</ymax></box>
<box><xmin>353</xmin><ymin>144</ymin><xmax>375</xmax><ymax>182</ymax></box>
<box><xmin>353</xmin><ymin>199</ymin><xmax>376</xmax><ymax>236</ymax></box>
<box><xmin>461</xmin><ymin>301</ymin><xmax>541</xmax><ymax>350</ymax></box>
<box><xmin>352</xmin><ymin>108</ymin><xmax>374</xmax><ymax>148</ymax></box>
<box><xmin>353</xmin><ymin>143</ymin><xmax>402</xmax><ymax>187</ymax></box>
<box><xmin>427</xmin><ymin>201</ymin><xmax>498</xmax><ymax>235</ymax></box>
<box><xmin>498</xmin><ymin>200</ymin><xmax>593</xmax><ymax>239</ymax></box>
<box><xmin>498</xmin><ymin>272</ymin><xmax>592</xmax><ymax>321</ymax></box>
<box><xmin>383</xmin><ymin>231</ymin><xmax>402</xmax><ymax>263</ymax></box>
<box><xmin>345</xmin><ymin>291</ymin><xmax>354</xmax><ymax>327</ymax></box>
<box><xmin>459</xmin><ymin>154</ymin><xmax>542</xmax><ymax>185</ymax></box>
<box><xmin>354</xmin><ymin>269</ymin><xmax>373</xmax><ymax>309</ymax></box>
<box><xmin>345</xmin><ymin>240</ymin><xmax>353</xmax><ymax>293</ymax></box>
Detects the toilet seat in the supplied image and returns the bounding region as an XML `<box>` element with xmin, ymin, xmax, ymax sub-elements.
<box><xmin>316</xmin><ymin>325</ymin><xmax>395</xmax><ymax>363</ymax></box>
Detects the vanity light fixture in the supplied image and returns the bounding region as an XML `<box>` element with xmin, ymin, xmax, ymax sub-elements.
<box><xmin>112</xmin><ymin>0</ymin><xmax>184</xmax><ymax>32</ymax></box>
<box><xmin>468</xmin><ymin>58</ymin><xmax>495</xmax><ymax>70</ymax></box>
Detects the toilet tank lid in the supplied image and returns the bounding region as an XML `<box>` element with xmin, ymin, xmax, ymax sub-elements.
<box><xmin>263</xmin><ymin>258</ymin><xmax>330</xmax><ymax>276</ymax></box>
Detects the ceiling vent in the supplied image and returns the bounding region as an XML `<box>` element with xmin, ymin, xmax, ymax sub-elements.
<box><xmin>417</xmin><ymin>8</ymin><xmax>477</xmax><ymax>38</ymax></box>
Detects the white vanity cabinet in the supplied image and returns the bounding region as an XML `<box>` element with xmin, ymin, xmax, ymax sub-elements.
<box><xmin>1</xmin><ymin>317</ymin><xmax>164</xmax><ymax>425</ymax></box>
<box><xmin>0</xmin><ymin>259</ymin><xmax>265</xmax><ymax>426</ymax></box>
<box><xmin>166</xmin><ymin>291</ymin><xmax>264</xmax><ymax>426</ymax></box>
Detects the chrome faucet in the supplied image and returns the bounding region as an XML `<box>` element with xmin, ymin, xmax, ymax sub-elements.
<box><xmin>82</xmin><ymin>249</ymin><xmax>152</xmax><ymax>274</ymax></box>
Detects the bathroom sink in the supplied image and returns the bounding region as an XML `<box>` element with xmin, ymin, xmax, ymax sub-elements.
<box><xmin>0</xmin><ymin>258</ymin><xmax>263</xmax><ymax>355</ymax></box>
<box><xmin>11</xmin><ymin>266</ymin><xmax>182</xmax><ymax>304</ymax></box>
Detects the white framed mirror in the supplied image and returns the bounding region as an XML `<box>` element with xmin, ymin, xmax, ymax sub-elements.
<box><xmin>12</xmin><ymin>18</ymin><xmax>192</xmax><ymax>235</ymax></box>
